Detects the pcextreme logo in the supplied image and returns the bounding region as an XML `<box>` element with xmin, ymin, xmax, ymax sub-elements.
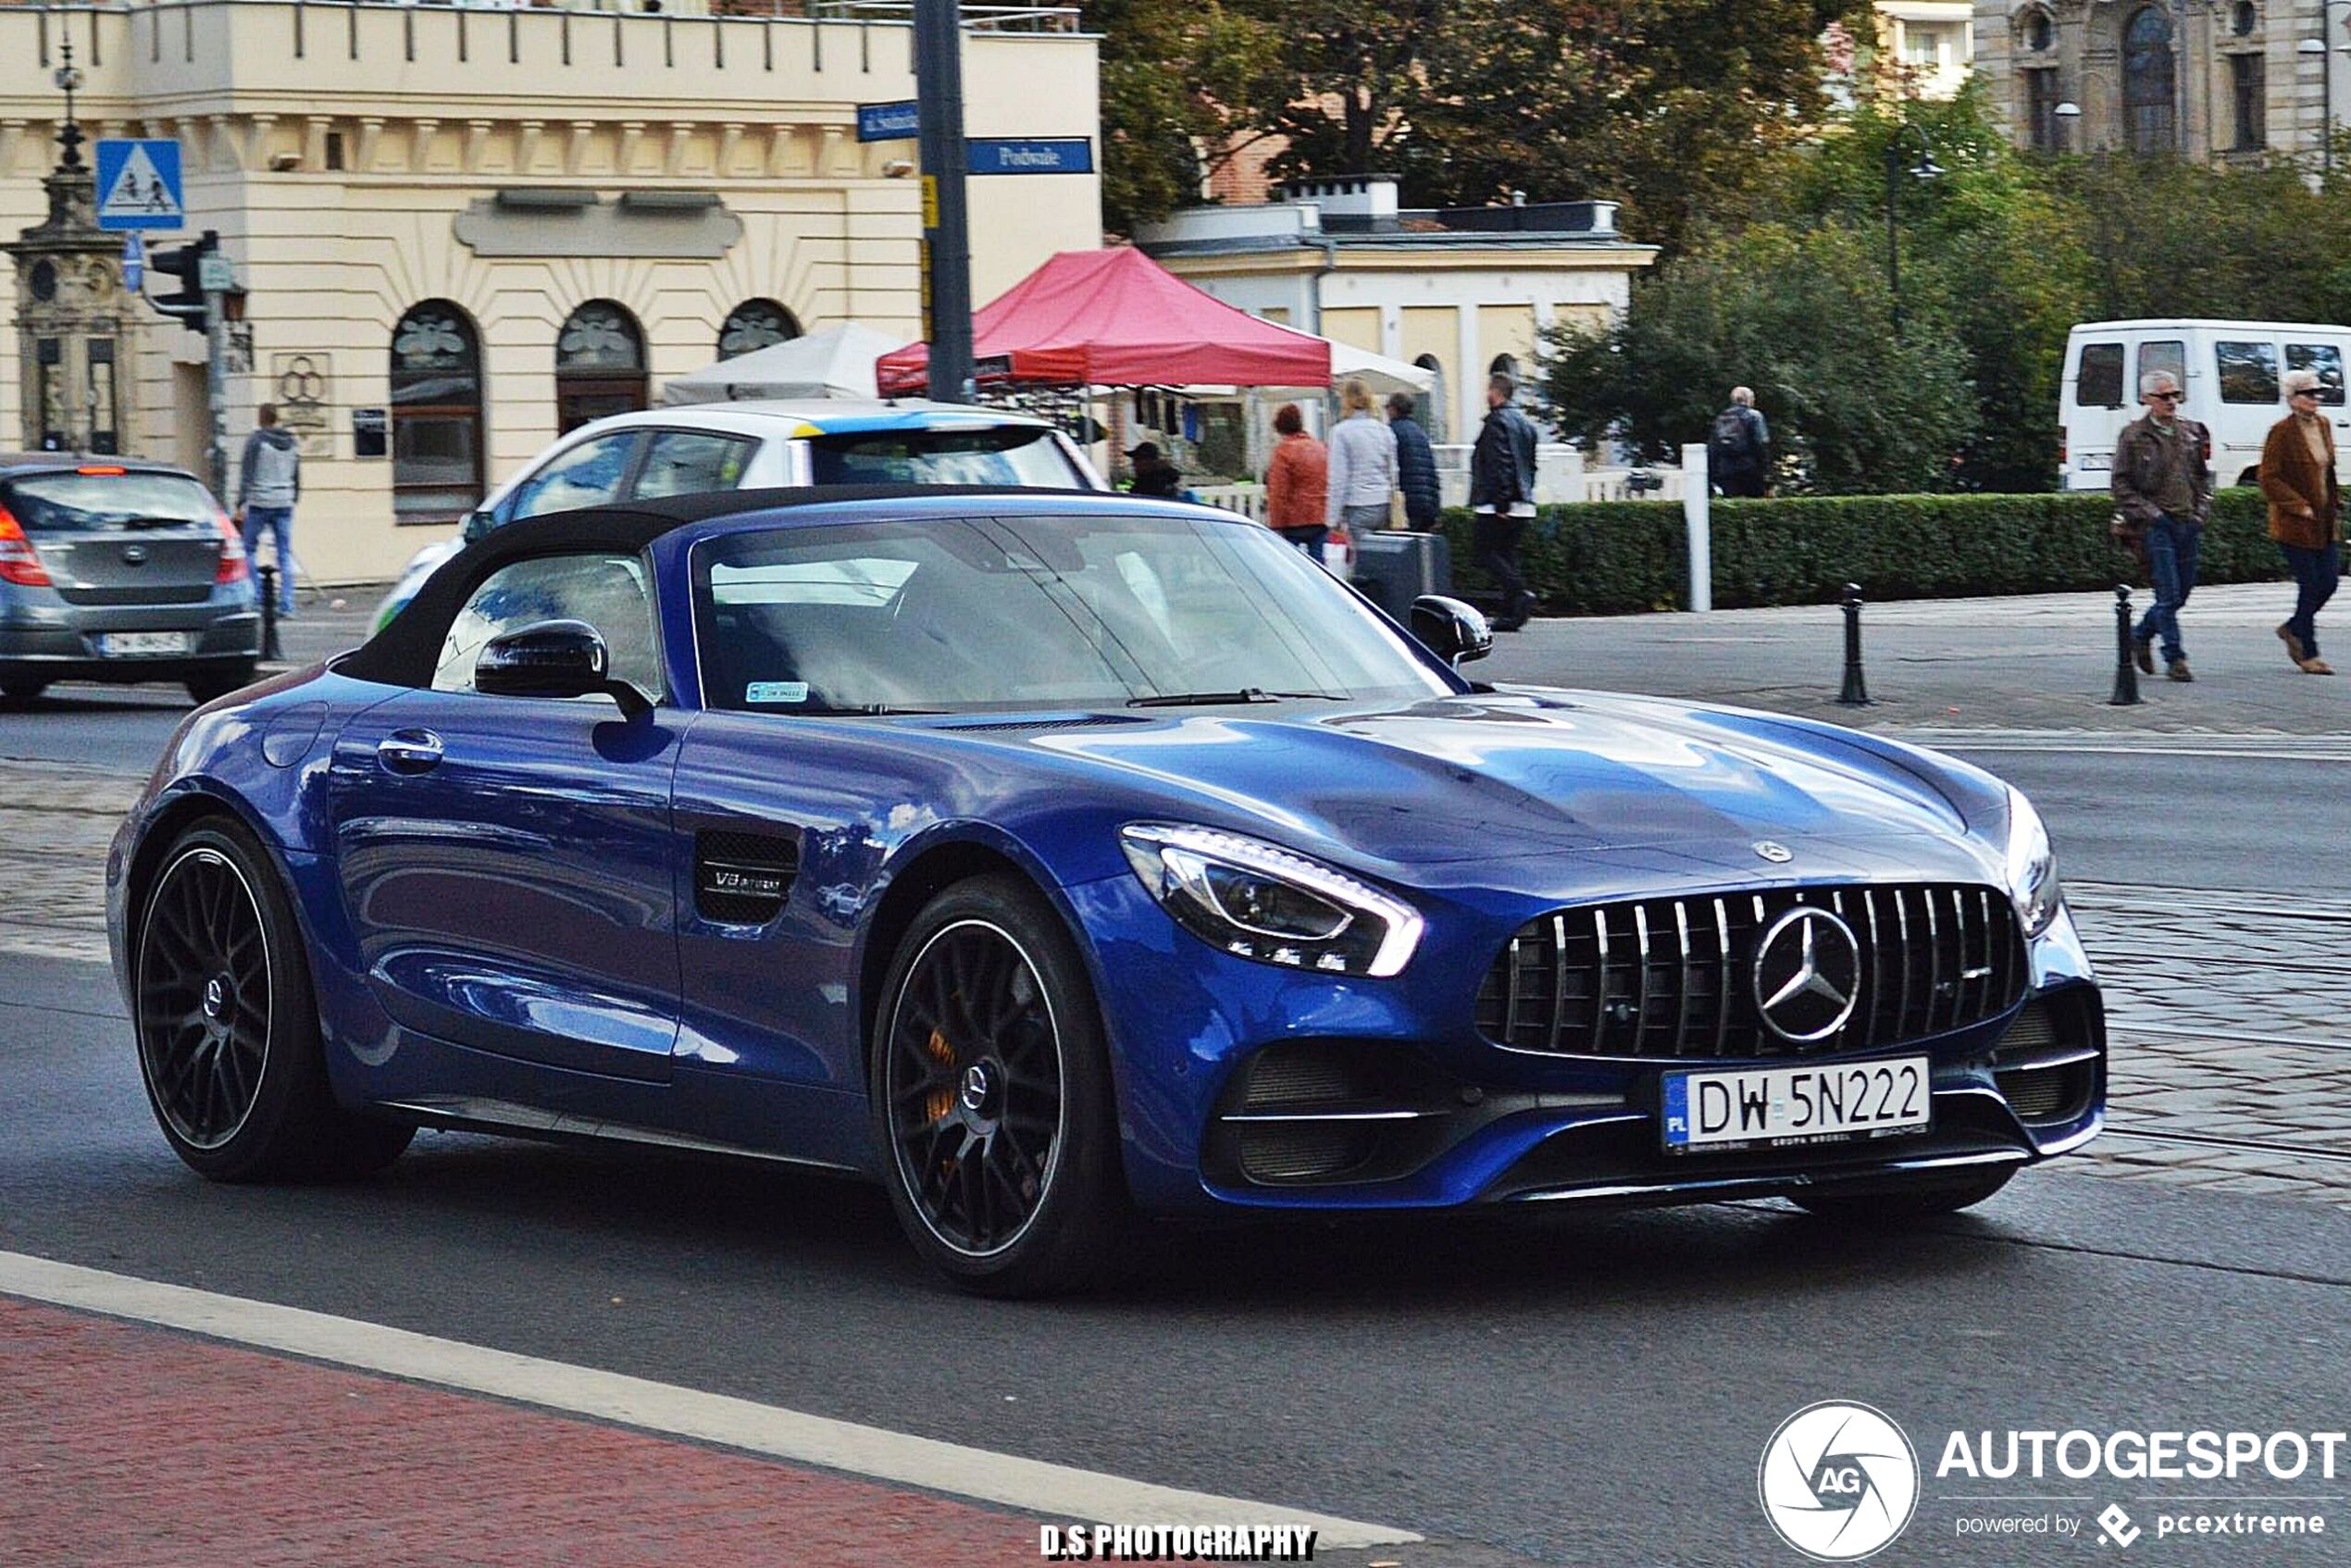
<box><xmin>1759</xmin><ymin>1400</ymin><xmax>1922</xmax><ymax>1562</ymax></box>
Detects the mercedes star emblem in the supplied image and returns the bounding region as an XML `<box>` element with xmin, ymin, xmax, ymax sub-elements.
<box><xmin>1753</xmin><ymin>840</ymin><xmax>1794</xmax><ymax>864</ymax></box>
<box><xmin>1752</xmin><ymin>905</ymin><xmax>1863</xmax><ymax>1044</ymax></box>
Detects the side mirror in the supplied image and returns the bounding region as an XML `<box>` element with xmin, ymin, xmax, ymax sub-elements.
<box><xmin>474</xmin><ymin>619</ymin><xmax>651</xmax><ymax>719</ymax></box>
<box><xmin>1410</xmin><ymin>594</ymin><xmax>1494</xmax><ymax>666</ymax></box>
<box><xmin>461</xmin><ymin>507</ymin><xmax>497</xmax><ymax>544</ymax></box>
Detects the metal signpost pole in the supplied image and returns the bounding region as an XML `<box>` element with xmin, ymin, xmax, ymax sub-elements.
<box><xmin>914</xmin><ymin>0</ymin><xmax>975</xmax><ymax>404</ymax></box>
<box><xmin>198</xmin><ymin>238</ymin><xmax>233</xmax><ymax>502</ymax></box>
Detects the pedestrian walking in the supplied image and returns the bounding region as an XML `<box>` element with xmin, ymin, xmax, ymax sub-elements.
<box><xmin>1470</xmin><ymin>371</ymin><xmax>1540</xmax><ymax>630</ymax></box>
<box><xmin>1710</xmin><ymin>386</ymin><xmax>1771</xmax><ymax>499</ymax></box>
<box><xmin>2111</xmin><ymin>370</ymin><xmax>2213</xmax><ymax>682</ymax></box>
<box><xmin>236</xmin><ymin>404</ymin><xmax>302</xmax><ymax>619</ymax></box>
<box><xmin>2259</xmin><ymin>368</ymin><xmax>2343</xmax><ymax>675</ymax></box>
<box><xmin>1126</xmin><ymin>441</ymin><xmax>1185</xmax><ymax>499</ymax></box>
<box><xmin>1263</xmin><ymin>404</ymin><xmax>1330</xmax><ymax>558</ymax></box>
<box><xmin>1387</xmin><ymin>392</ymin><xmax>1442</xmax><ymax>530</ymax></box>
<box><xmin>1325</xmin><ymin>378</ymin><xmax>1398</xmax><ymax>540</ymax></box>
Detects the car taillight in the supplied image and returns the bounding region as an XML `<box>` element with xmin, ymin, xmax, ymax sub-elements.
<box><xmin>216</xmin><ymin>513</ymin><xmax>249</xmax><ymax>585</ymax></box>
<box><xmin>2059</xmin><ymin>433</ymin><xmax>2068</xmax><ymax>466</ymax></box>
<box><xmin>0</xmin><ymin>506</ymin><xmax>50</xmax><ymax>588</ymax></box>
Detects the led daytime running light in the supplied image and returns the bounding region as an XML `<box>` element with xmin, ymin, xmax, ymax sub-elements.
<box><xmin>1120</xmin><ymin>823</ymin><xmax>1424</xmax><ymax>977</ymax></box>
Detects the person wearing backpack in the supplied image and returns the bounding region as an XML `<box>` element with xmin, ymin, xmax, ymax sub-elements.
<box><xmin>235</xmin><ymin>404</ymin><xmax>302</xmax><ymax>618</ymax></box>
<box><xmin>1710</xmin><ymin>386</ymin><xmax>1770</xmax><ymax>498</ymax></box>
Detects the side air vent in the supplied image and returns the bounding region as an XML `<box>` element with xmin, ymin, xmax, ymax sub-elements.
<box><xmin>694</xmin><ymin>829</ymin><xmax>799</xmax><ymax>925</ymax></box>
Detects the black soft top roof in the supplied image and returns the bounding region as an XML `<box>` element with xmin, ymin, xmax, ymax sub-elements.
<box><xmin>334</xmin><ymin>484</ymin><xmax>1141</xmax><ymax>689</ymax></box>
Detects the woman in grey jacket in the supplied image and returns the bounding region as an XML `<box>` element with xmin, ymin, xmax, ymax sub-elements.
<box><xmin>1324</xmin><ymin>379</ymin><xmax>1398</xmax><ymax>535</ymax></box>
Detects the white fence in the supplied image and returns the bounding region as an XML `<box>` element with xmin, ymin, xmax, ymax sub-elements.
<box><xmin>1195</xmin><ymin>460</ymin><xmax>1685</xmax><ymax>517</ymax></box>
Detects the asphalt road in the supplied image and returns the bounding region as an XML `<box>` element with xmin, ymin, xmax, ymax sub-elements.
<box><xmin>6</xmin><ymin>950</ymin><xmax>2349</xmax><ymax>1566</ymax></box>
<box><xmin>4</xmin><ymin>680</ymin><xmax>2342</xmax><ymax>894</ymax></box>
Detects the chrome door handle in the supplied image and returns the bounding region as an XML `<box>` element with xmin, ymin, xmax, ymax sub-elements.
<box><xmin>376</xmin><ymin>728</ymin><xmax>443</xmax><ymax>774</ymax></box>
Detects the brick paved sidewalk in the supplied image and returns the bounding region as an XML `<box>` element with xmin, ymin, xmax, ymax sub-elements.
<box><xmin>1484</xmin><ymin>580</ymin><xmax>2351</xmax><ymax>735</ymax></box>
<box><xmin>0</xmin><ymin>1295</ymin><xmax>1047</xmax><ymax>1568</ymax></box>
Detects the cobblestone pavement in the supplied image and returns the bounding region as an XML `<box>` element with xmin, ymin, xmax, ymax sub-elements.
<box><xmin>5</xmin><ymin>759</ymin><xmax>2343</xmax><ymax>1212</ymax></box>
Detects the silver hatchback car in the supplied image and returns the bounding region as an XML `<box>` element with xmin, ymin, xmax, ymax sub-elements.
<box><xmin>0</xmin><ymin>456</ymin><xmax>261</xmax><ymax>705</ymax></box>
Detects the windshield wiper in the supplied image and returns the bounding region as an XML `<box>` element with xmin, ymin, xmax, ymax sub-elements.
<box><xmin>1126</xmin><ymin>688</ymin><xmax>1338</xmax><ymax>708</ymax></box>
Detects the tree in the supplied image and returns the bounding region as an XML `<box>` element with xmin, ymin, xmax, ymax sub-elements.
<box><xmin>1246</xmin><ymin>0</ymin><xmax>1872</xmax><ymax>254</ymax></box>
<box><xmin>1540</xmin><ymin>223</ymin><xmax>1979</xmax><ymax>494</ymax></box>
<box><xmin>1091</xmin><ymin>0</ymin><xmax>1277</xmax><ymax>234</ymax></box>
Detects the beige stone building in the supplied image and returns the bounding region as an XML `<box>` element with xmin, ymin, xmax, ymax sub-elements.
<box><xmin>1974</xmin><ymin>0</ymin><xmax>2334</xmax><ymax>158</ymax></box>
<box><xmin>1</xmin><ymin>1</ymin><xmax>1101</xmax><ymax>580</ymax></box>
<box><xmin>1136</xmin><ymin>177</ymin><xmax>1656</xmax><ymax>448</ymax></box>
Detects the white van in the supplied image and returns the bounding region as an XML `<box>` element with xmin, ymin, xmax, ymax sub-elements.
<box><xmin>2061</xmin><ymin>319</ymin><xmax>2351</xmax><ymax>491</ymax></box>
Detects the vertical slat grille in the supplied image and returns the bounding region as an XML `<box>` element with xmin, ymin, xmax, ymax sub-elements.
<box><xmin>1474</xmin><ymin>882</ymin><xmax>2028</xmax><ymax>1060</ymax></box>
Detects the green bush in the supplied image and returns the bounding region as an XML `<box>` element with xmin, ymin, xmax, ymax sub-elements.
<box><xmin>1438</xmin><ymin>489</ymin><xmax>2284</xmax><ymax>615</ymax></box>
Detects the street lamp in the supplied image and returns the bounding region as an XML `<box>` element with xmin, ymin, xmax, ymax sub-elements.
<box><xmin>2056</xmin><ymin>100</ymin><xmax>2082</xmax><ymax>154</ymax></box>
<box><xmin>2297</xmin><ymin>9</ymin><xmax>2351</xmax><ymax>174</ymax></box>
<box><xmin>1883</xmin><ymin>121</ymin><xmax>1944</xmax><ymax>335</ymax></box>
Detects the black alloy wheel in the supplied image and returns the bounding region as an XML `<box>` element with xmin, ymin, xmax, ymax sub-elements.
<box><xmin>872</xmin><ymin>876</ymin><xmax>1126</xmax><ymax>1295</ymax></box>
<box><xmin>139</xmin><ymin>841</ymin><xmax>272</xmax><ymax>1151</ymax></box>
<box><xmin>133</xmin><ymin>820</ymin><xmax>414</xmax><ymax>1182</ymax></box>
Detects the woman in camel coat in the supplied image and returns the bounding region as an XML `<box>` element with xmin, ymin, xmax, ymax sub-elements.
<box><xmin>2258</xmin><ymin>368</ymin><xmax>2344</xmax><ymax>674</ymax></box>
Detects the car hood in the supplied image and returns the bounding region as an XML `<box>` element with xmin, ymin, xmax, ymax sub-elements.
<box><xmin>1014</xmin><ymin>690</ymin><xmax>1992</xmax><ymax>878</ymax></box>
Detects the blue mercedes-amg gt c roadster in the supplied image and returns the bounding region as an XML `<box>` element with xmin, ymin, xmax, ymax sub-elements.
<box><xmin>107</xmin><ymin>487</ymin><xmax>2104</xmax><ymax>1294</ymax></box>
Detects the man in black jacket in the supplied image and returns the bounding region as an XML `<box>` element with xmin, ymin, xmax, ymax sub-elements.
<box><xmin>1469</xmin><ymin>373</ymin><xmax>1540</xmax><ymax>629</ymax></box>
<box><xmin>1387</xmin><ymin>392</ymin><xmax>1441</xmax><ymax>530</ymax></box>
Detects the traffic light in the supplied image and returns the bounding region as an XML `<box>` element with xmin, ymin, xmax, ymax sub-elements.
<box><xmin>146</xmin><ymin>229</ymin><xmax>218</xmax><ymax>335</ymax></box>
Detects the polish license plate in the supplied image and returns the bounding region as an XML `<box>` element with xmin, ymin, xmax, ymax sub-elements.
<box><xmin>97</xmin><ymin>630</ymin><xmax>192</xmax><ymax>656</ymax></box>
<box><xmin>1661</xmin><ymin>1056</ymin><xmax>1931</xmax><ymax>1152</ymax></box>
<box><xmin>2076</xmin><ymin>454</ymin><xmax>2111</xmax><ymax>472</ymax></box>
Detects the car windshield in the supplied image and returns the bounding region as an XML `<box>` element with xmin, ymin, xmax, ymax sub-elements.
<box><xmin>4</xmin><ymin>471</ymin><xmax>220</xmax><ymax>533</ymax></box>
<box><xmin>693</xmin><ymin>512</ymin><xmax>1456</xmax><ymax>715</ymax></box>
<box><xmin>803</xmin><ymin>427</ymin><xmax>1084</xmax><ymax>489</ymax></box>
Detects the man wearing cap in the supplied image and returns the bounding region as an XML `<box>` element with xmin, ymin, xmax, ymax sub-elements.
<box><xmin>2111</xmin><ymin>369</ymin><xmax>2212</xmax><ymax>682</ymax></box>
<box><xmin>1126</xmin><ymin>442</ymin><xmax>1185</xmax><ymax>499</ymax></box>
<box><xmin>2259</xmin><ymin>368</ymin><xmax>2343</xmax><ymax>675</ymax></box>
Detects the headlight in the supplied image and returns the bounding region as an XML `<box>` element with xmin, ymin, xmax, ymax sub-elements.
<box><xmin>1118</xmin><ymin>824</ymin><xmax>1424</xmax><ymax>977</ymax></box>
<box><xmin>2003</xmin><ymin>786</ymin><xmax>2063</xmax><ymax>938</ymax></box>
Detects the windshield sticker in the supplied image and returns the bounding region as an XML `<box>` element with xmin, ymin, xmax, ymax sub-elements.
<box><xmin>746</xmin><ymin>681</ymin><xmax>810</xmax><ymax>705</ymax></box>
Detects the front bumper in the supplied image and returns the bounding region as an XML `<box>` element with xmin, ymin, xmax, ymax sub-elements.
<box><xmin>1069</xmin><ymin>872</ymin><xmax>2105</xmax><ymax>1215</ymax></box>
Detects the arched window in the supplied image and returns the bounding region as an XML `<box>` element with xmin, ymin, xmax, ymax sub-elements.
<box><xmin>2232</xmin><ymin>1</ymin><xmax>2258</xmax><ymax>36</ymax></box>
<box><xmin>2024</xmin><ymin>7</ymin><xmax>2053</xmax><ymax>51</ymax></box>
<box><xmin>390</xmin><ymin>301</ymin><xmax>484</xmax><ymax>527</ymax></box>
<box><xmin>1413</xmin><ymin>353</ymin><xmax>1449</xmax><ymax>443</ymax></box>
<box><xmin>718</xmin><ymin>299</ymin><xmax>802</xmax><ymax>360</ymax></box>
<box><xmin>2123</xmin><ymin>6</ymin><xmax>2179</xmax><ymax>152</ymax></box>
<box><xmin>555</xmin><ymin>300</ymin><xmax>647</xmax><ymax>434</ymax></box>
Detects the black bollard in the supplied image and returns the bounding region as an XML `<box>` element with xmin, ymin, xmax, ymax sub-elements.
<box><xmin>2109</xmin><ymin>583</ymin><xmax>2142</xmax><ymax>706</ymax></box>
<box><xmin>256</xmin><ymin>564</ymin><xmax>283</xmax><ymax>663</ymax></box>
<box><xmin>1837</xmin><ymin>582</ymin><xmax>1872</xmax><ymax>706</ymax></box>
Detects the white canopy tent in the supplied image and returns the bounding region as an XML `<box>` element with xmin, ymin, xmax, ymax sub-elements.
<box><xmin>660</xmin><ymin>322</ymin><xmax>901</xmax><ymax>404</ymax></box>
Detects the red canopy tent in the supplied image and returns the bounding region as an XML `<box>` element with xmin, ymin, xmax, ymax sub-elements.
<box><xmin>874</xmin><ymin>246</ymin><xmax>1332</xmax><ymax>395</ymax></box>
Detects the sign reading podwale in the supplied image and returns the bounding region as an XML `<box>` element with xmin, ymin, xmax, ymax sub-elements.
<box><xmin>1039</xmin><ymin>1524</ymin><xmax>1316</xmax><ymax>1562</ymax></box>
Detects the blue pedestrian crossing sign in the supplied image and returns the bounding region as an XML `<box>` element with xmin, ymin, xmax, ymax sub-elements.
<box><xmin>94</xmin><ymin>139</ymin><xmax>184</xmax><ymax>231</ymax></box>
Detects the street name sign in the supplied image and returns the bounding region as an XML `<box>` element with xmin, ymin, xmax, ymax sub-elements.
<box><xmin>967</xmin><ymin>138</ymin><xmax>1094</xmax><ymax>175</ymax></box>
<box><xmin>94</xmin><ymin>139</ymin><xmax>184</xmax><ymax>230</ymax></box>
<box><xmin>856</xmin><ymin>101</ymin><xmax>920</xmax><ymax>143</ymax></box>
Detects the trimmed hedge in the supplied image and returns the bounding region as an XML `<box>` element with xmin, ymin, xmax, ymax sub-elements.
<box><xmin>1437</xmin><ymin>489</ymin><xmax>2286</xmax><ymax>615</ymax></box>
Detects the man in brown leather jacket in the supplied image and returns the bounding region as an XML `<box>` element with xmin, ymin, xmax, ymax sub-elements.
<box><xmin>2111</xmin><ymin>370</ymin><xmax>2213</xmax><ymax>681</ymax></box>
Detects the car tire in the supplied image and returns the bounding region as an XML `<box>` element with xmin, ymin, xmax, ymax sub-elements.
<box><xmin>184</xmin><ymin>664</ymin><xmax>258</xmax><ymax>705</ymax></box>
<box><xmin>1788</xmin><ymin>1166</ymin><xmax>2015</xmax><ymax>1222</ymax></box>
<box><xmin>132</xmin><ymin>818</ymin><xmax>415</xmax><ymax>1183</ymax></box>
<box><xmin>0</xmin><ymin>678</ymin><xmax>48</xmax><ymax>701</ymax></box>
<box><xmin>869</xmin><ymin>874</ymin><xmax>1129</xmax><ymax>1297</ymax></box>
